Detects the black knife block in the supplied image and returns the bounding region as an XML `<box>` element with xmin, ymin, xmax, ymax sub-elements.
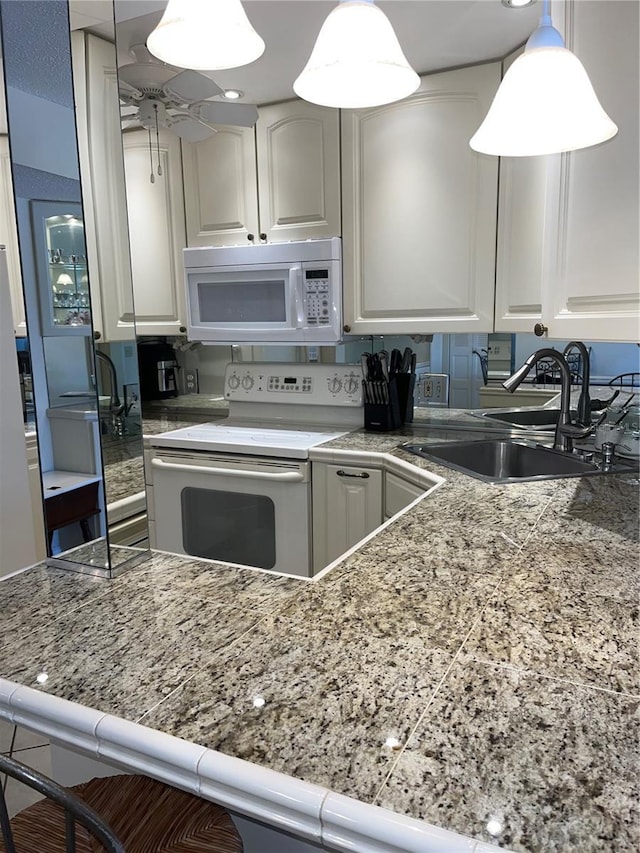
<box><xmin>364</xmin><ymin>373</ymin><xmax>416</xmax><ymax>432</ymax></box>
<box><xmin>364</xmin><ymin>378</ymin><xmax>402</xmax><ymax>431</ymax></box>
<box><xmin>396</xmin><ymin>373</ymin><xmax>416</xmax><ymax>424</ymax></box>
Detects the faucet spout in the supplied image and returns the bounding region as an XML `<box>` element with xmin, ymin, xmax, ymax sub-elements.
<box><xmin>503</xmin><ymin>348</ymin><xmax>573</xmax><ymax>452</ymax></box>
<box><xmin>95</xmin><ymin>350</ymin><xmax>121</xmax><ymax>411</ymax></box>
<box><xmin>563</xmin><ymin>341</ymin><xmax>591</xmax><ymax>426</ymax></box>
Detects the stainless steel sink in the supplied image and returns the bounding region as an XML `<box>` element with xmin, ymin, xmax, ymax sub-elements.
<box><xmin>403</xmin><ymin>439</ymin><xmax>638</xmax><ymax>484</ymax></box>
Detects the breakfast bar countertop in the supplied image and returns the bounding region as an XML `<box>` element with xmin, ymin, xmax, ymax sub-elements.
<box><xmin>1</xmin><ymin>416</ymin><xmax>638</xmax><ymax>853</ymax></box>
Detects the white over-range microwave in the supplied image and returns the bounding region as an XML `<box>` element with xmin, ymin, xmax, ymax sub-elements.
<box><xmin>184</xmin><ymin>237</ymin><xmax>343</xmax><ymax>345</ymax></box>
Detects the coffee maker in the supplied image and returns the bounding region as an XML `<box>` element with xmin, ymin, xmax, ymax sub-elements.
<box><xmin>137</xmin><ymin>339</ymin><xmax>179</xmax><ymax>400</ymax></box>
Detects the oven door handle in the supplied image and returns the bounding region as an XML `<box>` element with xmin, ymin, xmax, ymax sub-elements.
<box><xmin>151</xmin><ymin>457</ymin><xmax>305</xmax><ymax>482</ymax></box>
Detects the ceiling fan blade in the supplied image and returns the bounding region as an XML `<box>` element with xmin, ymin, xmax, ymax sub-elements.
<box><xmin>118</xmin><ymin>78</ymin><xmax>143</xmax><ymax>103</ymax></box>
<box><xmin>192</xmin><ymin>101</ymin><xmax>259</xmax><ymax>128</ymax></box>
<box><xmin>168</xmin><ymin>115</ymin><xmax>218</xmax><ymax>143</ymax></box>
<box><xmin>162</xmin><ymin>70</ymin><xmax>223</xmax><ymax>105</ymax></box>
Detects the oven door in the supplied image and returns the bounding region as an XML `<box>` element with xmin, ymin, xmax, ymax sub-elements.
<box><xmin>149</xmin><ymin>450</ymin><xmax>312</xmax><ymax>577</ymax></box>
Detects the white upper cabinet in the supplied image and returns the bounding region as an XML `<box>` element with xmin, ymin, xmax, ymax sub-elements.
<box><xmin>72</xmin><ymin>32</ymin><xmax>135</xmax><ymax>342</ymax></box>
<box><xmin>122</xmin><ymin>129</ymin><xmax>187</xmax><ymax>337</ymax></box>
<box><xmin>341</xmin><ymin>63</ymin><xmax>500</xmax><ymax>336</ymax></box>
<box><xmin>0</xmin><ymin>136</ymin><xmax>25</xmax><ymax>336</ymax></box>
<box><xmin>255</xmin><ymin>100</ymin><xmax>341</xmax><ymax>243</ymax></box>
<box><xmin>495</xmin><ymin>0</ymin><xmax>639</xmax><ymax>342</ymax></box>
<box><xmin>182</xmin><ymin>100</ymin><xmax>341</xmax><ymax>247</ymax></box>
<box><xmin>182</xmin><ymin>125</ymin><xmax>258</xmax><ymax>247</ymax></box>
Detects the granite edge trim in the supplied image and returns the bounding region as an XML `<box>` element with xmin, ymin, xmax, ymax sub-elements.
<box><xmin>0</xmin><ymin>678</ymin><xmax>505</xmax><ymax>853</ymax></box>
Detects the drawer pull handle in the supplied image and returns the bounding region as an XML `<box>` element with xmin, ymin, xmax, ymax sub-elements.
<box><xmin>336</xmin><ymin>469</ymin><xmax>369</xmax><ymax>479</ymax></box>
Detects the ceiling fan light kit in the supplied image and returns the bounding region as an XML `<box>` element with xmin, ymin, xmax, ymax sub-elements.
<box><xmin>293</xmin><ymin>0</ymin><xmax>420</xmax><ymax>109</ymax></box>
<box><xmin>146</xmin><ymin>0</ymin><xmax>265</xmax><ymax>71</ymax></box>
<box><xmin>470</xmin><ymin>0</ymin><xmax>618</xmax><ymax>156</ymax></box>
<box><xmin>118</xmin><ymin>43</ymin><xmax>260</xmax><ymax>171</ymax></box>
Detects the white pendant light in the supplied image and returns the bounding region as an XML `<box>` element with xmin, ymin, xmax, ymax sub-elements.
<box><xmin>146</xmin><ymin>0</ymin><xmax>265</xmax><ymax>71</ymax></box>
<box><xmin>470</xmin><ymin>0</ymin><xmax>618</xmax><ymax>156</ymax></box>
<box><xmin>293</xmin><ymin>0</ymin><xmax>420</xmax><ymax>109</ymax></box>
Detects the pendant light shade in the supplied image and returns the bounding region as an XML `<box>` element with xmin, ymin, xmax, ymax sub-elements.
<box><xmin>147</xmin><ymin>0</ymin><xmax>265</xmax><ymax>71</ymax></box>
<box><xmin>470</xmin><ymin>6</ymin><xmax>618</xmax><ymax>156</ymax></box>
<box><xmin>293</xmin><ymin>0</ymin><xmax>420</xmax><ymax>109</ymax></box>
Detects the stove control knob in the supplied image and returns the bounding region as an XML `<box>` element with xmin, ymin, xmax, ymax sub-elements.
<box><xmin>228</xmin><ymin>374</ymin><xmax>240</xmax><ymax>390</ymax></box>
<box><xmin>241</xmin><ymin>374</ymin><xmax>255</xmax><ymax>391</ymax></box>
<box><xmin>344</xmin><ymin>375</ymin><xmax>359</xmax><ymax>396</ymax></box>
<box><xmin>328</xmin><ymin>376</ymin><xmax>342</xmax><ymax>394</ymax></box>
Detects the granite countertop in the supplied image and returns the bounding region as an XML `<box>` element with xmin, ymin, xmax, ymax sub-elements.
<box><xmin>102</xmin><ymin>413</ymin><xmax>216</xmax><ymax>506</ymax></box>
<box><xmin>2</xmin><ymin>414</ymin><xmax>638</xmax><ymax>851</ymax></box>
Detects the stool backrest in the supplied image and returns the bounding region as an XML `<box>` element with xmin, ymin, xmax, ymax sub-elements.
<box><xmin>0</xmin><ymin>754</ymin><xmax>124</xmax><ymax>853</ymax></box>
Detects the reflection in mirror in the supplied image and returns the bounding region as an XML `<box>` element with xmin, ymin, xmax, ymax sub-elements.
<box><xmin>0</xmin><ymin>0</ymin><xmax>148</xmax><ymax>576</ymax></box>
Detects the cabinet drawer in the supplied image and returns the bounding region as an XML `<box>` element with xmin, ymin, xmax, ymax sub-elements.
<box><xmin>44</xmin><ymin>481</ymin><xmax>100</xmax><ymax>530</ymax></box>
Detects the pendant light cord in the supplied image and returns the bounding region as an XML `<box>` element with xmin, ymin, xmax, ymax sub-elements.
<box><xmin>155</xmin><ymin>104</ymin><xmax>163</xmax><ymax>177</ymax></box>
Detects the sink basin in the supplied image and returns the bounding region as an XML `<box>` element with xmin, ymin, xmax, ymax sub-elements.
<box><xmin>403</xmin><ymin>439</ymin><xmax>638</xmax><ymax>484</ymax></box>
<box><xmin>473</xmin><ymin>408</ymin><xmax>577</xmax><ymax>430</ymax></box>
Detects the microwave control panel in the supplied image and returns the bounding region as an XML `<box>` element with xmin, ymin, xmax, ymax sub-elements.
<box><xmin>224</xmin><ymin>363</ymin><xmax>363</xmax><ymax>406</ymax></box>
<box><xmin>304</xmin><ymin>269</ymin><xmax>330</xmax><ymax>326</ymax></box>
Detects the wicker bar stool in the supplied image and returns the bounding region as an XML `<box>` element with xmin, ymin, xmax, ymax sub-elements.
<box><xmin>0</xmin><ymin>756</ymin><xmax>243</xmax><ymax>853</ymax></box>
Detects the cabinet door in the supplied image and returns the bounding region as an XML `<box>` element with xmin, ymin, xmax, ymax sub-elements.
<box><xmin>342</xmin><ymin>63</ymin><xmax>500</xmax><ymax>336</ymax></box>
<box><xmin>384</xmin><ymin>471</ymin><xmax>424</xmax><ymax>519</ymax></box>
<box><xmin>312</xmin><ymin>462</ymin><xmax>382</xmax><ymax>571</ymax></box>
<box><xmin>73</xmin><ymin>32</ymin><xmax>134</xmax><ymax>342</ymax></box>
<box><xmin>256</xmin><ymin>100</ymin><xmax>341</xmax><ymax>242</ymax></box>
<box><xmin>542</xmin><ymin>0</ymin><xmax>639</xmax><ymax>341</ymax></box>
<box><xmin>494</xmin><ymin>48</ymin><xmax>549</xmax><ymax>335</ymax></box>
<box><xmin>0</xmin><ymin>137</ymin><xmax>26</xmax><ymax>335</ymax></box>
<box><xmin>182</xmin><ymin>127</ymin><xmax>259</xmax><ymax>247</ymax></box>
<box><xmin>122</xmin><ymin>129</ymin><xmax>187</xmax><ymax>336</ymax></box>
<box><xmin>496</xmin><ymin>1</ymin><xmax>640</xmax><ymax>342</ymax></box>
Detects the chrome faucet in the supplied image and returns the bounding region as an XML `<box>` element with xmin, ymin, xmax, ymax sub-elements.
<box><xmin>503</xmin><ymin>347</ymin><xmax>605</xmax><ymax>454</ymax></box>
<box><xmin>563</xmin><ymin>341</ymin><xmax>591</xmax><ymax>426</ymax></box>
<box><xmin>95</xmin><ymin>350</ymin><xmax>121</xmax><ymax>411</ymax></box>
<box><xmin>503</xmin><ymin>348</ymin><xmax>574</xmax><ymax>451</ymax></box>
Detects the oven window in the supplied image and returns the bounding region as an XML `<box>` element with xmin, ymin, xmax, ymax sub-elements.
<box><xmin>181</xmin><ymin>487</ymin><xmax>276</xmax><ymax>569</ymax></box>
<box><xmin>198</xmin><ymin>280</ymin><xmax>287</xmax><ymax>323</ymax></box>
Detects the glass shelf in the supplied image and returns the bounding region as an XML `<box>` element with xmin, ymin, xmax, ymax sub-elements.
<box><xmin>32</xmin><ymin>203</ymin><xmax>92</xmax><ymax>335</ymax></box>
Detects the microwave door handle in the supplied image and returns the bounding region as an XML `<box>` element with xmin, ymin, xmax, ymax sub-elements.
<box><xmin>151</xmin><ymin>457</ymin><xmax>305</xmax><ymax>482</ymax></box>
<box><xmin>290</xmin><ymin>266</ymin><xmax>304</xmax><ymax>328</ymax></box>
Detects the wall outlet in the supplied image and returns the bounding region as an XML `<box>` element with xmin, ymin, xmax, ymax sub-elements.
<box><xmin>183</xmin><ymin>369</ymin><xmax>199</xmax><ymax>394</ymax></box>
<box><xmin>419</xmin><ymin>373</ymin><xmax>449</xmax><ymax>405</ymax></box>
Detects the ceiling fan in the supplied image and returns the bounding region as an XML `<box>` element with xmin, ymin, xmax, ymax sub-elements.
<box><xmin>118</xmin><ymin>44</ymin><xmax>259</xmax><ymax>145</ymax></box>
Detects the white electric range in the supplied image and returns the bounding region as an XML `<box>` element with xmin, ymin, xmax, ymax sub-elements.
<box><xmin>145</xmin><ymin>363</ymin><xmax>363</xmax><ymax>577</ymax></box>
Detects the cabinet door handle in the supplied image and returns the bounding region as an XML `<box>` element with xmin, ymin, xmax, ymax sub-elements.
<box><xmin>247</xmin><ymin>233</ymin><xmax>255</xmax><ymax>242</ymax></box>
<box><xmin>336</xmin><ymin>469</ymin><xmax>370</xmax><ymax>479</ymax></box>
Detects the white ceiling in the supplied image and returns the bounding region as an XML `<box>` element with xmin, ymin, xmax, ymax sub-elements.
<box><xmin>98</xmin><ymin>1</ymin><xmax>542</xmax><ymax>107</ymax></box>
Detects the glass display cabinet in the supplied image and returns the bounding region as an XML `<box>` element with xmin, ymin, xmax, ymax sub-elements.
<box><xmin>31</xmin><ymin>200</ymin><xmax>92</xmax><ymax>335</ymax></box>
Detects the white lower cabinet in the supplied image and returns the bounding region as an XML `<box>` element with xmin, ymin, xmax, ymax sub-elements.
<box><xmin>384</xmin><ymin>472</ymin><xmax>424</xmax><ymax>520</ymax></box>
<box><xmin>341</xmin><ymin>63</ymin><xmax>500</xmax><ymax>336</ymax></box>
<box><xmin>495</xmin><ymin>0</ymin><xmax>639</xmax><ymax>342</ymax></box>
<box><xmin>312</xmin><ymin>462</ymin><xmax>382</xmax><ymax>573</ymax></box>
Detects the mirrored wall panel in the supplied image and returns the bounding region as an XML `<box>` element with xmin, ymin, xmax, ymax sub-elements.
<box><xmin>0</xmin><ymin>0</ymin><xmax>148</xmax><ymax>576</ymax></box>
